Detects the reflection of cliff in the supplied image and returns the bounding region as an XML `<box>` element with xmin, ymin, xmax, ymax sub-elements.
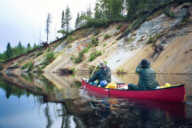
<box><xmin>43</xmin><ymin>72</ymin><xmax>80</xmax><ymax>100</ymax></box>
<box><xmin>61</xmin><ymin>104</ymin><xmax>71</xmax><ymax>128</ymax></box>
<box><xmin>44</xmin><ymin>104</ymin><xmax>53</xmax><ymax>128</ymax></box>
<box><xmin>70</xmin><ymin>99</ymin><xmax>190</xmax><ymax>128</ymax></box>
<box><xmin>0</xmin><ymin>76</ymin><xmax>31</xmax><ymax>99</ymax></box>
<box><xmin>0</xmin><ymin>70</ymin><xmax>70</xmax><ymax>102</ymax></box>
<box><xmin>60</xmin><ymin>103</ymin><xmax>86</xmax><ymax>128</ymax></box>
<box><xmin>51</xmin><ymin>95</ymin><xmax>191</xmax><ymax>128</ymax></box>
<box><xmin>1</xmin><ymin>66</ymin><xmax>83</xmax><ymax>102</ymax></box>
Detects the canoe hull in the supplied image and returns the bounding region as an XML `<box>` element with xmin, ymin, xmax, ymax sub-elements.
<box><xmin>81</xmin><ymin>80</ymin><xmax>185</xmax><ymax>103</ymax></box>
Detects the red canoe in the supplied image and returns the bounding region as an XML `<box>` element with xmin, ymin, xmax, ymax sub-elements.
<box><xmin>81</xmin><ymin>80</ymin><xmax>186</xmax><ymax>103</ymax></box>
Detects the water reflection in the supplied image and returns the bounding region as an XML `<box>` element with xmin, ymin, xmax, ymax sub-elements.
<box><xmin>1</xmin><ymin>74</ymin><xmax>192</xmax><ymax>128</ymax></box>
<box><xmin>0</xmin><ymin>78</ymin><xmax>62</xmax><ymax>128</ymax></box>
<box><xmin>45</xmin><ymin>104</ymin><xmax>53</xmax><ymax>128</ymax></box>
<box><xmin>21</xmin><ymin>73</ymin><xmax>55</xmax><ymax>93</ymax></box>
<box><xmin>76</xmin><ymin>97</ymin><xmax>192</xmax><ymax>128</ymax></box>
<box><xmin>21</xmin><ymin>73</ymin><xmax>81</xmax><ymax>101</ymax></box>
<box><xmin>0</xmin><ymin>76</ymin><xmax>31</xmax><ymax>99</ymax></box>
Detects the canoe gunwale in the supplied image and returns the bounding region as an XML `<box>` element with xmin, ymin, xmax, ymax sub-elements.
<box><xmin>108</xmin><ymin>84</ymin><xmax>185</xmax><ymax>91</ymax></box>
<box><xmin>82</xmin><ymin>80</ymin><xmax>184</xmax><ymax>92</ymax></box>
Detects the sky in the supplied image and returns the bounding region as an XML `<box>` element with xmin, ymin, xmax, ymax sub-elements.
<box><xmin>0</xmin><ymin>0</ymin><xmax>96</xmax><ymax>53</ymax></box>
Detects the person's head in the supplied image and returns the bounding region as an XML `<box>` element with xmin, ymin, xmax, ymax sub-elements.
<box><xmin>99</xmin><ymin>62</ymin><xmax>106</xmax><ymax>68</ymax></box>
<box><xmin>140</xmin><ymin>59</ymin><xmax>150</xmax><ymax>68</ymax></box>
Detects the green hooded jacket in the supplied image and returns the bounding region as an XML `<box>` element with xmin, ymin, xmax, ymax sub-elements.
<box><xmin>136</xmin><ymin>64</ymin><xmax>159</xmax><ymax>90</ymax></box>
<box><xmin>88</xmin><ymin>66</ymin><xmax>111</xmax><ymax>84</ymax></box>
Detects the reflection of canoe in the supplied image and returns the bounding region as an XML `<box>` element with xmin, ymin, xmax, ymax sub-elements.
<box><xmin>81</xmin><ymin>80</ymin><xmax>186</xmax><ymax>103</ymax></box>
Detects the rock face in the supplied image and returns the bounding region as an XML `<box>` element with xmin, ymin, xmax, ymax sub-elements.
<box><xmin>108</xmin><ymin>5</ymin><xmax>190</xmax><ymax>71</ymax></box>
<box><xmin>54</xmin><ymin>41</ymin><xmax>68</xmax><ymax>53</ymax></box>
<box><xmin>49</xmin><ymin>6</ymin><xmax>188</xmax><ymax>72</ymax></box>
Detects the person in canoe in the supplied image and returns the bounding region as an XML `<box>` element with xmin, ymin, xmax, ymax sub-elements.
<box><xmin>128</xmin><ymin>59</ymin><xmax>159</xmax><ymax>90</ymax></box>
<box><xmin>88</xmin><ymin>62</ymin><xmax>111</xmax><ymax>87</ymax></box>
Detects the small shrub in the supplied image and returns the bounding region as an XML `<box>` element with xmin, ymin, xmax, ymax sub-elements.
<box><xmin>45</xmin><ymin>52</ymin><xmax>55</xmax><ymax>62</ymax></box>
<box><xmin>22</xmin><ymin>63</ymin><xmax>28</xmax><ymax>69</ymax></box>
<box><xmin>126</xmin><ymin>15</ymin><xmax>148</xmax><ymax>34</ymax></box>
<box><xmin>81</xmin><ymin>46</ymin><xmax>91</xmax><ymax>54</ymax></box>
<box><xmin>91</xmin><ymin>37</ymin><xmax>99</xmax><ymax>46</ymax></box>
<box><xmin>114</xmin><ymin>32</ymin><xmax>120</xmax><ymax>36</ymax></box>
<box><xmin>57</xmin><ymin>29</ymin><xmax>67</xmax><ymax>36</ymax></box>
<box><xmin>27</xmin><ymin>62</ymin><xmax>33</xmax><ymax>71</ymax></box>
<box><xmin>71</xmin><ymin>68</ymin><xmax>76</xmax><ymax>74</ymax></box>
<box><xmin>73</xmin><ymin>80</ymin><xmax>82</xmax><ymax>88</ymax></box>
<box><xmin>46</xmin><ymin>47</ymin><xmax>51</xmax><ymax>52</ymax></box>
<box><xmin>164</xmin><ymin>8</ymin><xmax>175</xmax><ymax>18</ymax></box>
<box><xmin>71</xmin><ymin>52</ymin><xmax>84</xmax><ymax>64</ymax></box>
<box><xmin>0</xmin><ymin>64</ymin><xmax>3</xmax><ymax>71</ymax></box>
<box><xmin>147</xmin><ymin>36</ymin><xmax>154</xmax><ymax>44</ymax></box>
<box><xmin>36</xmin><ymin>67</ymin><xmax>43</xmax><ymax>73</ymax></box>
<box><xmin>116</xmin><ymin>24</ymin><xmax>123</xmax><ymax>30</ymax></box>
<box><xmin>41</xmin><ymin>52</ymin><xmax>55</xmax><ymax>67</ymax></box>
<box><xmin>13</xmin><ymin>63</ymin><xmax>19</xmax><ymax>67</ymax></box>
<box><xmin>0</xmin><ymin>59</ymin><xmax>4</xmax><ymax>63</ymax></box>
<box><xmin>180</xmin><ymin>17</ymin><xmax>190</xmax><ymax>26</ymax></box>
<box><xmin>74</xmin><ymin>54</ymin><xmax>83</xmax><ymax>63</ymax></box>
<box><xmin>72</xmin><ymin>45</ymin><xmax>92</xmax><ymax>64</ymax></box>
<box><xmin>21</xmin><ymin>73</ymin><xmax>33</xmax><ymax>82</ymax></box>
<box><xmin>104</xmin><ymin>34</ymin><xmax>111</xmax><ymax>40</ymax></box>
<box><xmin>36</xmin><ymin>52</ymin><xmax>43</xmax><ymax>57</ymax></box>
<box><xmin>89</xmin><ymin>51</ymin><xmax>102</xmax><ymax>62</ymax></box>
<box><xmin>66</xmin><ymin>36</ymin><xmax>75</xmax><ymax>43</ymax></box>
<box><xmin>22</xmin><ymin>61</ymin><xmax>33</xmax><ymax>72</ymax></box>
<box><xmin>124</xmin><ymin>37</ymin><xmax>135</xmax><ymax>43</ymax></box>
<box><xmin>85</xmin><ymin>18</ymin><xmax>110</xmax><ymax>28</ymax></box>
<box><xmin>146</xmin><ymin>34</ymin><xmax>162</xmax><ymax>44</ymax></box>
<box><xmin>94</xmin><ymin>29</ymin><xmax>100</xmax><ymax>36</ymax></box>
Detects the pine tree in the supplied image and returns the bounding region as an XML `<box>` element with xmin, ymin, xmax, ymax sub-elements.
<box><xmin>94</xmin><ymin>0</ymin><xmax>123</xmax><ymax>20</ymax></box>
<box><xmin>17</xmin><ymin>41</ymin><xmax>24</xmax><ymax>51</ymax></box>
<box><xmin>5</xmin><ymin>42</ymin><xmax>13</xmax><ymax>59</ymax></box>
<box><xmin>86</xmin><ymin>7</ymin><xmax>92</xmax><ymax>18</ymax></box>
<box><xmin>33</xmin><ymin>43</ymin><xmax>38</xmax><ymax>49</ymax></box>
<box><xmin>18</xmin><ymin>41</ymin><xmax>22</xmax><ymax>48</ymax></box>
<box><xmin>27</xmin><ymin>43</ymin><xmax>31</xmax><ymax>51</ymax></box>
<box><xmin>16</xmin><ymin>41</ymin><xmax>24</xmax><ymax>55</ymax></box>
<box><xmin>94</xmin><ymin>0</ymin><xmax>104</xmax><ymax>19</ymax></box>
<box><xmin>65</xmin><ymin>6</ymin><xmax>72</xmax><ymax>33</ymax></box>
<box><xmin>61</xmin><ymin>10</ymin><xmax>65</xmax><ymax>29</ymax></box>
<box><xmin>126</xmin><ymin>0</ymin><xmax>139</xmax><ymax>19</ymax></box>
<box><xmin>102</xmin><ymin>0</ymin><xmax>123</xmax><ymax>19</ymax></box>
<box><xmin>111</xmin><ymin>0</ymin><xmax>123</xmax><ymax>19</ymax></box>
<box><xmin>75</xmin><ymin>13</ymin><xmax>80</xmax><ymax>29</ymax></box>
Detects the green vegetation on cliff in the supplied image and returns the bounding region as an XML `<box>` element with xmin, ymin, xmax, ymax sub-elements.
<box><xmin>0</xmin><ymin>42</ymin><xmax>40</xmax><ymax>62</ymax></box>
<box><xmin>74</xmin><ymin>0</ymin><xmax>191</xmax><ymax>30</ymax></box>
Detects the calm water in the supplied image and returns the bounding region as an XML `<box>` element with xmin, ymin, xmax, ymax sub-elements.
<box><xmin>1</xmin><ymin>76</ymin><xmax>192</xmax><ymax>128</ymax></box>
<box><xmin>0</xmin><ymin>81</ymin><xmax>63</xmax><ymax>128</ymax></box>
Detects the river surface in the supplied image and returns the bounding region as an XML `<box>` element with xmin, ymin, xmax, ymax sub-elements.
<box><xmin>1</xmin><ymin>76</ymin><xmax>192</xmax><ymax>128</ymax></box>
